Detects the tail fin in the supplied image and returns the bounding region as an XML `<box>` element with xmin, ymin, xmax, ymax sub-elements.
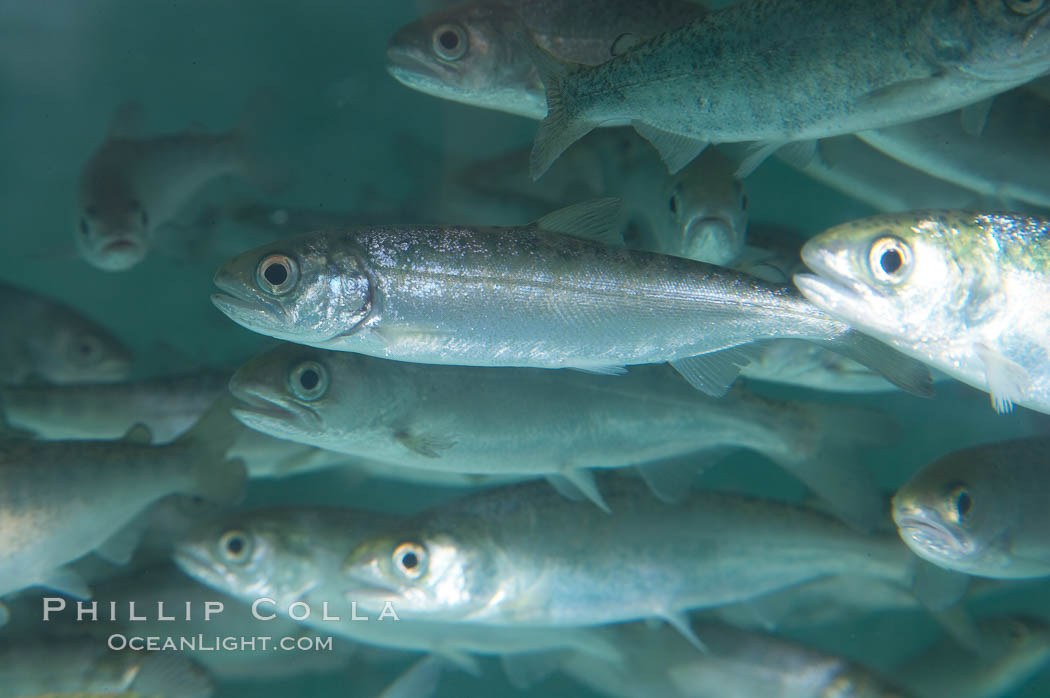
<box><xmin>817</xmin><ymin>330</ymin><xmax>934</xmax><ymax>398</ymax></box>
<box><xmin>134</xmin><ymin>652</ymin><xmax>215</xmax><ymax>698</ymax></box>
<box><xmin>527</xmin><ymin>40</ymin><xmax>597</xmax><ymax>181</ymax></box>
<box><xmin>176</xmin><ymin>396</ymin><xmax>247</xmax><ymax>504</ymax></box>
<box><xmin>780</xmin><ymin>401</ymin><xmax>900</xmax><ymax>532</ymax></box>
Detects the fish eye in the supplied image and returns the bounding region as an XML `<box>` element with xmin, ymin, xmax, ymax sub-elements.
<box><xmin>255</xmin><ymin>254</ymin><xmax>299</xmax><ymax>295</ymax></box>
<box><xmin>218</xmin><ymin>529</ymin><xmax>253</xmax><ymax>564</ymax></box>
<box><xmin>69</xmin><ymin>335</ymin><xmax>102</xmax><ymax>364</ymax></box>
<box><xmin>668</xmin><ymin>194</ymin><xmax>678</xmax><ymax>214</ymax></box>
<box><xmin>288</xmin><ymin>360</ymin><xmax>329</xmax><ymax>401</ymax></box>
<box><xmin>392</xmin><ymin>541</ymin><xmax>427</xmax><ymax>580</ymax></box>
<box><xmin>432</xmin><ymin>24</ymin><xmax>467</xmax><ymax>61</ymax></box>
<box><xmin>1005</xmin><ymin>0</ymin><xmax>1045</xmax><ymax>15</ymax></box>
<box><xmin>868</xmin><ymin>236</ymin><xmax>913</xmax><ymax>283</ymax></box>
<box><xmin>944</xmin><ymin>483</ymin><xmax>973</xmax><ymax>524</ymax></box>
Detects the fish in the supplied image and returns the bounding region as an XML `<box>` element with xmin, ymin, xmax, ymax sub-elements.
<box><xmin>0</xmin><ymin>402</ymin><xmax>245</xmax><ymax>605</ymax></box>
<box><xmin>892</xmin><ymin>437</ymin><xmax>1050</xmax><ymax>579</ymax></box>
<box><xmin>341</xmin><ymin>478</ymin><xmax>915</xmax><ymax>646</ymax></box>
<box><xmin>555</xmin><ymin>620</ymin><xmax>911</xmax><ymax>698</ymax></box>
<box><xmin>774</xmin><ymin>135</ymin><xmax>986</xmax><ymax>213</ymax></box>
<box><xmin>0</xmin><ymin>637</ymin><xmax>213</xmax><ymax>698</ymax></box>
<box><xmin>794</xmin><ymin>210</ymin><xmax>1050</xmax><ymax>415</ymax></box>
<box><xmin>211</xmin><ymin>200</ymin><xmax>933</xmax><ymax>398</ymax></box>
<box><xmin>858</xmin><ymin>88</ymin><xmax>1050</xmax><ymax>210</ymax></box>
<box><xmin>527</xmin><ymin>0</ymin><xmax>1050</xmax><ymax>178</ymax></box>
<box><xmin>385</xmin><ymin>0</ymin><xmax>707</xmax><ymax>120</ymax></box>
<box><xmin>77</xmin><ymin>102</ymin><xmax>264</xmax><ymax>271</ymax></box>
<box><xmin>0</xmin><ymin>372</ymin><xmax>226</xmax><ymax>443</ymax></box>
<box><xmin>0</xmin><ymin>281</ymin><xmax>131</xmax><ymax>386</ymax></box>
<box><xmin>174</xmin><ymin>507</ymin><xmax>626</xmax><ymax>668</ymax></box>
<box><xmin>229</xmin><ymin>343</ymin><xmax>897</xmax><ymax>528</ymax></box>
<box><xmin>452</xmin><ymin>131</ymin><xmax>748</xmax><ymax>265</ymax></box>
<box><xmin>894</xmin><ymin>615</ymin><xmax>1050</xmax><ymax>698</ymax></box>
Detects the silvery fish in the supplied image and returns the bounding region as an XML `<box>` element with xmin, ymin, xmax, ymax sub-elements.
<box><xmin>174</xmin><ymin>508</ymin><xmax>625</xmax><ymax>670</ymax></box>
<box><xmin>210</xmin><ymin>200</ymin><xmax>933</xmax><ymax>398</ymax></box>
<box><xmin>894</xmin><ymin>615</ymin><xmax>1050</xmax><ymax>698</ymax></box>
<box><xmin>794</xmin><ymin>211</ymin><xmax>1050</xmax><ymax>414</ymax></box>
<box><xmin>0</xmin><ymin>637</ymin><xmax>213</xmax><ymax>698</ymax></box>
<box><xmin>858</xmin><ymin>88</ymin><xmax>1050</xmax><ymax>209</ymax></box>
<box><xmin>342</xmin><ymin>479</ymin><xmax>915</xmax><ymax>647</ymax></box>
<box><xmin>0</xmin><ymin>281</ymin><xmax>131</xmax><ymax>385</ymax></box>
<box><xmin>77</xmin><ymin>103</ymin><xmax>263</xmax><ymax>271</ymax></box>
<box><xmin>776</xmin><ymin>136</ymin><xmax>985</xmax><ymax>213</ymax></box>
<box><xmin>0</xmin><ymin>403</ymin><xmax>245</xmax><ymax>607</ymax></box>
<box><xmin>528</xmin><ymin>0</ymin><xmax>1050</xmax><ymax>178</ymax></box>
<box><xmin>892</xmin><ymin>437</ymin><xmax>1050</xmax><ymax>579</ymax></box>
<box><xmin>229</xmin><ymin>344</ymin><xmax>895</xmax><ymax>528</ymax></box>
<box><xmin>558</xmin><ymin>621</ymin><xmax>910</xmax><ymax>698</ymax></box>
<box><xmin>386</xmin><ymin>0</ymin><xmax>706</xmax><ymax>119</ymax></box>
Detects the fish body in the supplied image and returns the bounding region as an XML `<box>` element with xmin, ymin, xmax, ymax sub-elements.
<box><xmin>795</xmin><ymin>210</ymin><xmax>1050</xmax><ymax>414</ymax></box>
<box><xmin>342</xmin><ymin>480</ymin><xmax>913</xmax><ymax>627</ymax></box>
<box><xmin>892</xmin><ymin>437</ymin><xmax>1050</xmax><ymax>578</ymax></box>
<box><xmin>0</xmin><ymin>281</ymin><xmax>131</xmax><ymax>385</ymax></box>
<box><xmin>529</xmin><ymin>0</ymin><xmax>1050</xmax><ymax>177</ymax></box>
<box><xmin>386</xmin><ymin>0</ymin><xmax>707</xmax><ymax>119</ymax></box>
<box><xmin>174</xmin><ymin>507</ymin><xmax>625</xmax><ymax>661</ymax></box>
<box><xmin>230</xmin><ymin>344</ymin><xmax>895</xmax><ymax>527</ymax></box>
<box><xmin>859</xmin><ymin>88</ymin><xmax>1050</xmax><ymax>209</ymax></box>
<box><xmin>0</xmin><ymin>409</ymin><xmax>244</xmax><ymax>599</ymax></box>
<box><xmin>0</xmin><ymin>637</ymin><xmax>213</xmax><ymax>698</ymax></box>
<box><xmin>210</xmin><ymin>204</ymin><xmax>932</xmax><ymax>398</ymax></box>
<box><xmin>778</xmin><ymin>135</ymin><xmax>985</xmax><ymax>213</ymax></box>
<box><xmin>78</xmin><ymin>106</ymin><xmax>251</xmax><ymax>271</ymax></box>
<box><xmin>561</xmin><ymin>621</ymin><xmax>909</xmax><ymax>698</ymax></box>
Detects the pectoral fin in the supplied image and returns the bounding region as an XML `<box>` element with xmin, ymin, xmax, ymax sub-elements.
<box><xmin>394</xmin><ymin>429</ymin><xmax>456</xmax><ymax>459</ymax></box>
<box><xmin>976</xmin><ymin>343</ymin><xmax>1029</xmax><ymax>414</ymax></box>
<box><xmin>632</xmin><ymin>121</ymin><xmax>709</xmax><ymax>174</ymax></box>
<box><xmin>960</xmin><ymin>98</ymin><xmax>993</xmax><ymax>137</ymax></box>
<box><xmin>94</xmin><ymin>522</ymin><xmax>144</xmax><ymax>565</ymax></box>
<box><xmin>378</xmin><ymin>655</ymin><xmax>446</xmax><ymax>698</ymax></box>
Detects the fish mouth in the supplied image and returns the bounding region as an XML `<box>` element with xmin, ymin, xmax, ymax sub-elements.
<box><xmin>229</xmin><ymin>382</ymin><xmax>322</xmax><ymax>434</ymax></box>
<box><xmin>893</xmin><ymin>510</ymin><xmax>974</xmax><ymax>559</ymax></box>
<box><xmin>211</xmin><ymin>270</ymin><xmax>288</xmax><ymax>330</ymax></box>
<box><xmin>684</xmin><ymin>216</ymin><xmax>739</xmax><ymax>263</ymax></box>
<box><xmin>386</xmin><ymin>44</ymin><xmax>457</xmax><ymax>90</ymax></box>
<box><xmin>173</xmin><ymin>547</ymin><xmax>229</xmax><ymax>591</ymax></box>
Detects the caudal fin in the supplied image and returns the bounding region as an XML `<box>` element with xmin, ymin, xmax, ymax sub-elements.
<box><xmin>176</xmin><ymin>396</ymin><xmax>247</xmax><ymax>504</ymax></box>
<box><xmin>527</xmin><ymin>40</ymin><xmax>597</xmax><ymax>181</ymax></box>
<box><xmin>817</xmin><ymin>330</ymin><xmax>934</xmax><ymax>398</ymax></box>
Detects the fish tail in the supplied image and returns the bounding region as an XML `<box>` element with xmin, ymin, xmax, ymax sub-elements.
<box><xmin>134</xmin><ymin>651</ymin><xmax>215</xmax><ymax>698</ymax></box>
<box><xmin>176</xmin><ymin>396</ymin><xmax>247</xmax><ymax>504</ymax></box>
<box><xmin>527</xmin><ymin>39</ymin><xmax>596</xmax><ymax>181</ymax></box>
<box><xmin>816</xmin><ymin>330</ymin><xmax>935</xmax><ymax>398</ymax></box>
<box><xmin>780</xmin><ymin>402</ymin><xmax>899</xmax><ymax>532</ymax></box>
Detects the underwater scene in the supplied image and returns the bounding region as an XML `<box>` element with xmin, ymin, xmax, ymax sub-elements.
<box><xmin>2</xmin><ymin>0</ymin><xmax>1050</xmax><ymax>696</ymax></box>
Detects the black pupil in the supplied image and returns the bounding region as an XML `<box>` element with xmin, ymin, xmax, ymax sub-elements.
<box><xmin>957</xmin><ymin>491</ymin><xmax>972</xmax><ymax>516</ymax></box>
<box><xmin>440</xmin><ymin>30</ymin><xmax>459</xmax><ymax>51</ymax></box>
<box><xmin>299</xmin><ymin>368</ymin><xmax>320</xmax><ymax>391</ymax></box>
<box><xmin>669</xmin><ymin>196</ymin><xmax>677</xmax><ymax>214</ymax></box>
<box><xmin>402</xmin><ymin>551</ymin><xmax>419</xmax><ymax>569</ymax></box>
<box><xmin>880</xmin><ymin>248</ymin><xmax>903</xmax><ymax>274</ymax></box>
<box><xmin>264</xmin><ymin>262</ymin><xmax>289</xmax><ymax>286</ymax></box>
<box><xmin>227</xmin><ymin>536</ymin><xmax>244</xmax><ymax>555</ymax></box>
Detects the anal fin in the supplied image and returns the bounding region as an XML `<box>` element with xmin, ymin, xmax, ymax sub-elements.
<box><xmin>670</xmin><ymin>345</ymin><xmax>764</xmax><ymax>396</ymax></box>
<box><xmin>546</xmin><ymin>469</ymin><xmax>610</xmax><ymax>513</ymax></box>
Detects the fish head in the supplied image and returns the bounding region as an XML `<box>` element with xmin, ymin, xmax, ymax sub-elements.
<box><xmin>76</xmin><ymin>189</ymin><xmax>151</xmax><ymax>271</ymax></box>
<box><xmin>660</xmin><ymin>150</ymin><xmax>748</xmax><ymax>265</ymax></box>
<box><xmin>343</xmin><ymin>522</ymin><xmax>497</xmax><ymax>620</ymax></box>
<box><xmin>892</xmin><ymin>449</ymin><xmax>1017</xmax><ymax>576</ymax></box>
<box><xmin>26</xmin><ymin>310</ymin><xmax>132</xmax><ymax>384</ymax></box>
<box><xmin>212</xmin><ymin>234</ymin><xmax>373</xmax><ymax>347</ymax></box>
<box><xmin>174</xmin><ymin>513</ymin><xmax>318</xmax><ymax>606</ymax></box>
<box><xmin>922</xmin><ymin>0</ymin><xmax>1050</xmax><ymax>82</ymax></box>
<box><xmin>229</xmin><ymin>344</ymin><xmax>387</xmax><ymax>447</ymax></box>
<box><xmin>795</xmin><ymin>212</ymin><xmax>973</xmax><ymax>352</ymax></box>
<box><xmin>385</xmin><ymin>2</ymin><xmax>541</xmax><ymax>117</ymax></box>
